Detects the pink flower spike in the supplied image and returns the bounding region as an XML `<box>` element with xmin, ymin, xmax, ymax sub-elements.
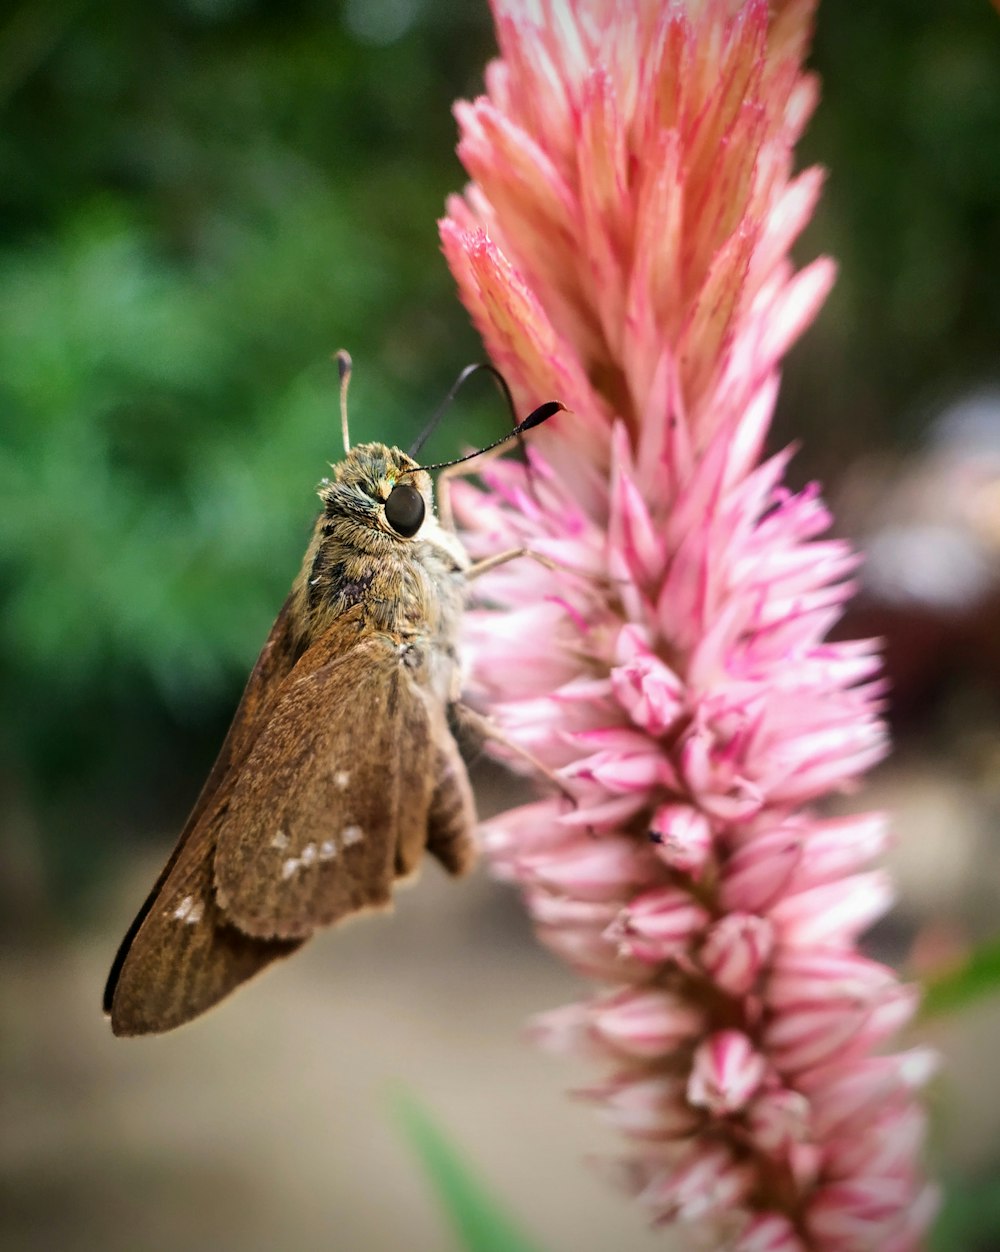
<box><xmin>687</xmin><ymin>1031</ymin><xmax>768</xmax><ymax>1116</ymax></box>
<box><xmin>442</xmin><ymin>0</ymin><xmax>935</xmax><ymax>1242</ymax></box>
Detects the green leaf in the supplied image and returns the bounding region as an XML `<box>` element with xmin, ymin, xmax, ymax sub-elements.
<box><xmin>921</xmin><ymin>934</ymin><xmax>1000</xmax><ymax>1017</ymax></box>
<box><xmin>392</xmin><ymin>1090</ymin><xmax>547</xmax><ymax>1252</ymax></box>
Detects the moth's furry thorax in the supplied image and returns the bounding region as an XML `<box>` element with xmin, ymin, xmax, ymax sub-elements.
<box><xmin>293</xmin><ymin>441</ymin><xmax>469</xmax><ymax>648</ymax></box>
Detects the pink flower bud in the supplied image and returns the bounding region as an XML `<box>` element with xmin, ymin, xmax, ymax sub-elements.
<box><xmin>687</xmin><ymin>1031</ymin><xmax>767</xmax><ymax>1115</ymax></box>
<box><xmin>823</xmin><ymin>1102</ymin><xmax>927</xmax><ymax>1180</ymax></box>
<box><xmin>879</xmin><ymin>1185</ymin><xmax>941</xmax><ymax>1252</ymax></box>
<box><xmin>747</xmin><ymin>1086</ymin><xmax>812</xmax><ymax>1157</ymax></box>
<box><xmin>522</xmin><ymin>834</ymin><xmax>654</xmax><ymax>900</ymax></box>
<box><xmin>539</xmin><ymin>922</ymin><xmax>650</xmax><ymax>983</ymax></box>
<box><xmin>581</xmin><ymin>1072</ymin><xmax>702</xmax><ymax>1140</ymax></box>
<box><xmin>804</xmin><ymin>1048</ymin><xmax>939</xmax><ymax>1139</ymax></box>
<box><xmin>786</xmin><ymin>811</ymin><xmax>890</xmax><ymax>890</ymax></box>
<box><xmin>556</xmin><ymin>792</ymin><xmax>652</xmax><ymax>830</ymax></box>
<box><xmin>700</xmin><ymin>913</ymin><xmax>774</xmax><ymax>996</ymax></box>
<box><xmin>479</xmin><ymin>798</ymin><xmax>571</xmax><ymax>867</ymax></box>
<box><xmin>770</xmin><ymin>872</ymin><xmax>895</xmax><ymax>947</ymax></box>
<box><xmin>610</xmin><ymin>624</ymin><xmax>684</xmax><ymax>735</ymax></box>
<box><xmin>679</xmin><ymin>715</ymin><xmax>766</xmax><ymax>822</ymax></box>
<box><xmin>764</xmin><ymin>981</ymin><xmax>919</xmax><ymax>1076</ymax></box>
<box><xmin>806</xmin><ymin>1176</ymin><xmax>922</xmax><ymax>1249</ymax></box>
<box><xmin>563</xmin><ymin>734</ymin><xmax>676</xmax><ymax>793</ymax></box>
<box><xmin>606</xmin><ymin>884</ymin><xmax>710</xmax><ymax>963</ymax></box>
<box><xmin>766</xmin><ymin>948</ymin><xmax>899</xmax><ymax>1010</ymax></box>
<box><xmin>528</xmin><ymin>1002</ymin><xmax>592</xmax><ymax>1056</ymax></box>
<box><xmin>592</xmin><ymin>988</ymin><xmax>704</xmax><ymax>1059</ymax></box>
<box><xmin>527</xmin><ymin>891</ymin><xmax>618</xmax><ymax>930</ymax></box>
<box><xmin>640</xmin><ymin>1143</ymin><xmax>753</xmax><ymax>1226</ymax></box>
<box><xmin>732</xmin><ymin>1213</ymin><xmax>807</xmax><ymax>1252</ymax></box>
<box><xmin>720</xmin><ymin>829</ymin><xmax>803</xmax><ymax>913</ymax></box>
<box><xmin>649</xmin><ymin>803</ymin><xmax>714</xmax><ymax>876</ymax></box>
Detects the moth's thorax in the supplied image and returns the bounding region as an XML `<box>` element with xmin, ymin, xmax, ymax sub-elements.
<box><xmin>294</xmin><ymin>443</ymin><xmax>469</xmax><ymax>673</ymax></box>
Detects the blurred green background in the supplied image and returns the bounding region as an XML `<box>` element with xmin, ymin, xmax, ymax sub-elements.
<box><xmin>2</xmin><ymin>2</ymin><xmax>1000</xmax><ymax>1251</ymax></box>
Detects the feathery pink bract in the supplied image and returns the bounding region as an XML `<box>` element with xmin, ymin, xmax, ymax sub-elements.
<box><xmin>440</xmin><ymin>2</ymin><xmax>936</xmax><ymax>1248</ymax></box>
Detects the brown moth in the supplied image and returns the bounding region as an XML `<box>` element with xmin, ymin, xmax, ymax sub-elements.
<box><xmin>104</xmin><ymin>353</ymin><xmax>563</xmax><ymax>1036</ymax></box>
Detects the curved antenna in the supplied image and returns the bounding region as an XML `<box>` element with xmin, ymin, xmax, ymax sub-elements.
<box><xmin>409</xmin><ymin>362</ymin><xmax>518</xmax><ymax>459</ymax></box>
<box><xmin>334</xmin><ymin>349</ymin><xmax>352</xmax><ymax>453</ymax></box>
<box><xmin>402</xmin><ymin>401</ymin><xmax>565</xmax><ymax>475</ymax></box>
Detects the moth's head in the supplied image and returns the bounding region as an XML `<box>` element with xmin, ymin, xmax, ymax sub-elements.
<box><xmin>319</xmin><ymin>442</ymin><xmax>435</xmax><ymax>541</ymax></box>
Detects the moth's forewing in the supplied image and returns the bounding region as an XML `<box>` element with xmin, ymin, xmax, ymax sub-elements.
<box><xmin>213</xmin><ymin>625</ymin><xmax>476</xmax><ymax>941</ymax></box>
<box><xmin>104</xmin><ymin>593</ymin><xmax>306</xmax><ymax>1033</ymax></box>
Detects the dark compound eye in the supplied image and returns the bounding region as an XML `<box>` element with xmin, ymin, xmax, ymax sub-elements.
<box><xmin>384</xmin><ymin>482</ymin><xmax>425</xmax><ymax>537</ymax></box>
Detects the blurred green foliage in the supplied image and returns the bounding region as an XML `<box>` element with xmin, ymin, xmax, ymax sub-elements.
<box><xmin>921</xmin><ymin>933</ymin><xmax>1000</xmax><ymax>1019</ymax></box>
<box><xmin>0</xmin><ymin>0</ymin><xmax>997</xmax><ymax>903</ymax></box>
<box><xmin>394</xmin><ymin>1090</ymin><xmax>544</xmax><ymax>1252</ymax></box>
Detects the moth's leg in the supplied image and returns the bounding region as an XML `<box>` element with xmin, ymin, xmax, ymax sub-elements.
<box><xmin>453</xmin><ymin>702</ymin><xmax>577</xmax><ymax>803</ymax></box>
<box><xmin>465</xmin><ymin>546</ymin><xmax>602</xmax><ymax>583</ymax></box>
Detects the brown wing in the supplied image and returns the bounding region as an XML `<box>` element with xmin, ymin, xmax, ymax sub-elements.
<box><xmin>106</xmin><ymin>814</ymin><xmax>301</xmax><ymax>1036</ymax></box>
<box><xmin>213</xmin><ymin>630</ymin><xmax>477</xmax><ymax>942</ymax></box>
<box><xmin>104</xmin><ymin>593</ymin><xmax>320</xmax><ymax>1035</ymax></box>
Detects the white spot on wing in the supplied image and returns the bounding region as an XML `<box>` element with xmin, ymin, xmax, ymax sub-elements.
<box><xmin>171</xmin><ymin>895</ymin><xmax>194</xmax><ymax>921</ymax></box>
<box><xmin>342</xmin><ymin>824</ymin><xmax>363</xmax><ymax>846</ymax></box>
<box><xmin>282</xmin><ymin>857</ymin><xmax>300</xmax><ymax>880</ymax></box>
<box><xmin>334</xmin><ymin>770</ymin><xmax>350</xmax><ymax>790</ymax></box>
<box><xmin>185</xmin><ymin>899</ymin><xmax>205</xmax><ymax>925</ymax></box>
<box><xmin>271</xmin><ymin>829</ymin><xmax>289</xmax><ymax>851</ymax></box>
<box><xmin>300</xmin><ymin>842</ymin><xmax>317</xmax><ymax>867</ymax></box>
<box><xmin>319</xmin><ymin>840</ymin><xmax>337</xmax><ymax>861</ymax></box>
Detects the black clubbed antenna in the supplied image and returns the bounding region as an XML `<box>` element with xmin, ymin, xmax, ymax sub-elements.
<box><xmin>405</xmin><ymin>400</ymin><xmax>566</xmax><ymax>474</ymax></box>
<box><xmin>409</xmin><ymin>362</ymin><xmax>518</xmax><ymax>459</ymax></box>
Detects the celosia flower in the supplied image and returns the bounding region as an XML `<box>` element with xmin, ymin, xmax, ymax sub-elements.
<box><xmin>440</xmin><ymin>1</ymin><xmax>936</xmax><ymax>1248</ymax></box>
